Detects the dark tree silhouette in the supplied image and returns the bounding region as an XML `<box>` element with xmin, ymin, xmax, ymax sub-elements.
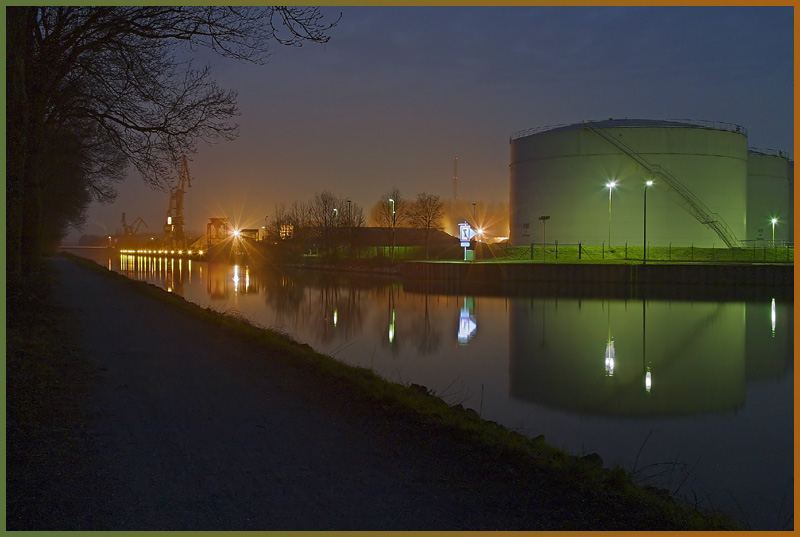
<box><xmin>409</xmin><ymin>192</ymin><xmax>445</xmax><ymax>259</ymax></box>
<box><xmin>7</xmin><ymin>6</ymin><xmax>338</xmax><ymax>284</ymax></box>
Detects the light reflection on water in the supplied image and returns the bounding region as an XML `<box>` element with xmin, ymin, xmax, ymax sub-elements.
<box><xmin>70</xmin><ymin>250</ymin><xmax>793</xmax><ymax>530</ymax></box>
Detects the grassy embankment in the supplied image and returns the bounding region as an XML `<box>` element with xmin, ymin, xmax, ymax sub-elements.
<box><xmin>471</xmin><ymin>243</ymin><xmax>794</xmax><ymax>264</ymax></box>
<box><xmin>7</xmin><ymin>253</ymin><xmax>742</xmax><ymax>530</ymax></box>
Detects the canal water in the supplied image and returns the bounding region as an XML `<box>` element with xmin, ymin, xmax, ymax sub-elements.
<box><xmin>66</xmin><ymin>249</ymin><xmax>793</xmax><ymax>530</ymax></box>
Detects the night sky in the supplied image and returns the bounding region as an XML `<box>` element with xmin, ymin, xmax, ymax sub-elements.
<box><xmin>67</xmin><ymin>5</ymin><xmax>794</xmax><ymax>243</ymax></box>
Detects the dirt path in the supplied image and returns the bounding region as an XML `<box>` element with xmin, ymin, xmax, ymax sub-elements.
<box><xmin>38</xmin><ymin>256</ymin><xmax>564</xmax><ymax>531</ymax></box>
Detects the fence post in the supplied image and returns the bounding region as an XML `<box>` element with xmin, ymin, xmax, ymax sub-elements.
<box><xmin>691</xmin><ymin>244</ymin><xmax>694</xmax><ymax>261</ymax></box>
<box><xmin>669</xmin><ymin>242</ymin><xmax>671</xmax><ymax>260</ymax></box>
<box><xmin>602</xmin><ymin>242</ymin><xmax>605</xmax><ymax>260</ymax></box>
<box><xmin>579</xmin><ymin>242</ymin><xmax>582</xmax><ymax>260</ymax></box>
<box><xmin>625</xmin><ymin>242</ymin><xmax>628</xmax><ymax>260</ymax></box>
<box><xmin>555</xmin><ymin>240</ymin><xmax>558</xmax><ymax>260</ymax></box>
<box><xmin>530</xmin><ymin>242</ymin><xmax>534</xmax><ymax>260</ymax></box>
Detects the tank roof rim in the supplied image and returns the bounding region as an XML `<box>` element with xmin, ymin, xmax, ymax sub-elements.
<box><xmin>510</xmin><ymin>118</ymin><xmax>748</xmax><ymax>142</ymax></box>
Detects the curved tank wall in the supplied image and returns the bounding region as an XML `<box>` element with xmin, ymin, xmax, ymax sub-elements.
<box><xmin>509</xmin><ymin>120</ymin><xmax>749</xmax><ymax>248</ymax></box>
<box><xmin>746</xmin><ymin>151</ymin><xmax>793</xmax><ymax>245</ymax></box>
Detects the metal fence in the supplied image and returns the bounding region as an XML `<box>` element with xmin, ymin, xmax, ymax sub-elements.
<box><xmin>482</xmin><ymin>241</ymin><xmax>794</xmax><ymax>264</ymax></box>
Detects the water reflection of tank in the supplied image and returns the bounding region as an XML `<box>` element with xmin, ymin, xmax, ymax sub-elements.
<box><xmin>509</xmin><ymin>298</ymin><xmax>747</xmax><ymax>416</ymax></box>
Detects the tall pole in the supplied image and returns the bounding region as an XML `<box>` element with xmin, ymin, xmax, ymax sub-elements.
<box><xmin>453</xmin><ymin>157</ymin><xmax>458</xmax><ymax>200</ymax></box>
<box><xmin>538</xmin><ymin>215</ymin><xmax>550</xmax><ymax>263</ymax></box>
<box><xmin>643</xmin><ymin>181</ymin><xmax>653</xmax><ymax>264</ymax></box>
<box><xmin>771</xmin><ymin>218</ymin><xmax>777</xmax><ymax>247</ymax></box>
<box><xmin>606</xmin><ymin>181</ymin><xmax>616</xmax><ymax>247</ymax></box>
<box><xmin>389</xmin><ymin>198</ymin><xmax>396</xmax><ymax>261</ymax></box>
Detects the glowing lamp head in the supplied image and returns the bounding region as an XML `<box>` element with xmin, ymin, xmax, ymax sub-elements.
<box><xmin>606</xmin><ymin>180</ymin><xmax>617</xmax><ymax>189</ymax></box>
<box><xmin>771</xmin><ymin>218</ymin><xmax>778</xmax><ymax>225</ymax></box>
<box><xmin>646</xmin><ymin>180</ymin><xmax>654</xmax><ymax>186</ymax></box>
<box><xmin>233</xmin><ymin>229</ymin><xmax>240</xmax><ymax>237</ymax></box>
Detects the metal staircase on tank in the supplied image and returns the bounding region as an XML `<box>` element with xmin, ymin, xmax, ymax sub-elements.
<box><xmin>583</xmin><ymin>121</ymin><xmax>739</xmax><ymax>248</ymax></box>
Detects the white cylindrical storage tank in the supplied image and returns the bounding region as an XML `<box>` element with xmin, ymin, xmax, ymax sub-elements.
<box><xmin>509</xmin><ymin>119</ymin><xmax>749</xmax><ymax>248</ymax></box>
<box><xmin>746</xmin><ymin>149</ymin><xmax>793</xmax><ymax>245</ymax></box>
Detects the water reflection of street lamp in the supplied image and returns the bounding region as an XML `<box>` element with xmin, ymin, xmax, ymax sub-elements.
<box><xmin>643</xmin><ymin>299</ymin><xmax>651</xmax><ymax>392</ymax></box>
<box><xmin>643</xmin><ymin>180</ymin><xmax>653</xmax><ymax>264</ymax></box>
<box><xmin>771</xmin><ymin>297</ymin><xmax>777</xmax><ymax>338</ymax></box>
<box><xmin>604</xmin><ymin>338</ymin><xmax>615</xmax><ymax>376</ymax></box>
<box><xmin>604</xmin><ymin>301</ymin><xmax>613</xmax><ymax>376</ymax></box>
<box><xmin>606</xmin><ymin>180</ymin><xmax>617</xmax><ymax>247</ymax></box>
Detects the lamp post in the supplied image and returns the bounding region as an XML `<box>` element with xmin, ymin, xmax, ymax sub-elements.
<box><xmin>643</xmin><ymin>180</ymin><xmax>653</xmax><ymax>264</ymax></box>
<box><xmin>538</xmin><ymin>215</ymin><xmax>550</xmax><ymax>263</ymax></box>
<box><xmin>606</xmin><ymin>181</ymin><xmax>617</xmax><ymax>247</ymax></box>
<box><xmin>389</xmin><ymin>198</ymin><xmax>396</xmax><ymax>261</ymax></box>
<box><xmin>771</xmin><ymin>218</ymin><xmax>778</xmax><ymax>247</ymax></box>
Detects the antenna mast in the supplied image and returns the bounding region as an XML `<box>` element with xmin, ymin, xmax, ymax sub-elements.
<box><xmin>453</xmin><ymin>156</ymin><xmax>458</xmax><ymax>200</ymax></box>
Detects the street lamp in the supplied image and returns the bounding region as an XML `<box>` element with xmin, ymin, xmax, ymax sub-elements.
<box><xmin>643</xmin><ymin>180</ymin><xmax>653</xmax><ymax>264</ymax></box>
<box><xmin>771</xmin><ymin>218</ymin><xmax>778</xmax><ymax>247</ymax></box>
<box><xmin>389</xmin><ymin>198</ymin><xmax>396</xmax><ymax>260</ymax></box>
<box><xmin>605</xmin><ymin>180</ymin><xmax>617</xmax><ymax>247</ymax></box>
<box><xmin>538</xmin><ymin>215</ymin><xmax>550</xmax><ymax>263</ymax></box>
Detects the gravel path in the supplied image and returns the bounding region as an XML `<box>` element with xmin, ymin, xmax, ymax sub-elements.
<box><xmin>39</xmin><ymin>256</ymin><xmax>557</xmax><ymax>531</ymax></box>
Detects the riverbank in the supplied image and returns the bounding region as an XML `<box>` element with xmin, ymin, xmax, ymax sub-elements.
<box><xmin>7</xmin><ymin>253</ymin><xmax>740</xmax><ymax>530</ymax></box>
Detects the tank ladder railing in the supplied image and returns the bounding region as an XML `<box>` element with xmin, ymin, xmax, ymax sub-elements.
<box><xmin>583</xmin><ymin>122</ymin><xmax>739</xmax><ymax>248</ymax></box>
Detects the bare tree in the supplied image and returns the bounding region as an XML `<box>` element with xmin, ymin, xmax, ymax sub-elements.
<box><xmin>409</xmin><ymin>192</ymin><xmax>445</xmax><ymax>259</ymax></box>
<box><xmin>369</xmin><ymin>187</ymin><xmax>410</xmax><ymax>228</ymax></box>
<box><xmin>308</xmin><ymin>191</ymin><xmax>341</xmax><ymax>254</ymax></box>
<box><xmin>7</xmin><ymin>6</ymin><xmax>338</xmax><ymax>283</ymax></box>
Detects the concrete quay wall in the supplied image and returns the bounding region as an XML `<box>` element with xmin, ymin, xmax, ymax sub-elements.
<box><xmin>401</xmin><ymin>262</ymin><xmax>794</xmax><ymax>287</ymax></box>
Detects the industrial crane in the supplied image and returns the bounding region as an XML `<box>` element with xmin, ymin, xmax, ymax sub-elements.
<box><xmin>120</xmin><ymin>213</ymin><xmax>148</xmax><ymax>235</ymax></box>
<box><xmin>164</xmin><ymin>155</ymin><xmax>192</xmax><ymax>249</ymax></box>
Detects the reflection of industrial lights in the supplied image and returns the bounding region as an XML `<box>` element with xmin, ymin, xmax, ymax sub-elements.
<box><xmin>457</xmin><ymin>303</ymin><xmax>477</xmax><ymax>344</ymax></box>
<box><xmin>333</xmin><ymin>309</ymin><xmax>338</xmax><ymax>327</ymax></box>
<box><xmin>645</xmin><ymin>368</ymin><xmax>652</xmax><ymax>392</ymax></box>
<box><xmin>388</xmin><ymin>309</ymin><xmax>395</xmax><ymax>343</ymax></box>
<box><xmin>771</xmin><ymin>298</ymin><xmax>777</xmax><ymax>338</ymax></box>
<box><xmin>604</xmin><ymin>339</ymin><xmax>615</xmax><ymax>376</ymax></box>
<box><xmin>232</xmin><ymin>265</ymin><xmax>240</xmax><ymax>292</ymax></box>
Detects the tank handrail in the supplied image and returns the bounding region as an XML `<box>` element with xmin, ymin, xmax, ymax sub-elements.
<box><xmin>509</xmin><ymin>123</ymin><xmax>575</xmax><ymax>141</ymax></box>
<box><xmin>749</xmin><ymin>147</ymin><xmax>791</xmax><ymax>159</ymax></box>
<box><xmin>584</xmin><ymin>122</ymin><xmax>740</xmax><ymax>248</ymax></box>
<box><xmin>510</xmin><ymin>118</ymin><xmax>748</xmax><ymax>142</ymax></box>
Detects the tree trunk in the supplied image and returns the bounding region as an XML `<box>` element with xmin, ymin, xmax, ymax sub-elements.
<box><xmin>6</xmin><ymin>8</ymin><xmax>34</xmax><ymax>286</ymax></box>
